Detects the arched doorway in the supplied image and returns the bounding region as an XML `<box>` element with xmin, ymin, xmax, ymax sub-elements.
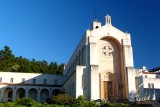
<box><xmin>3</xmin><ymin>87</ymin><xmax>13</xmax><ymax>102</ymax></box>
<box><xmin>52</xmin><ymin>89</ymin><xmax>60</xmax><ymax>96</ymax></box>
<box><xmin>40</xmin><ymin>89</ymin><xmax>49</xmax><ymax>102</ymax></box>
<box><xmin>28</xmin><ymin>88</ymin><xmax>37</xmax><ymax>101</ymax></box>
<box><xmin>98</xmin><ymin>37</ymin><xmax>123</xmax><ymax>100</ymax></box>
<box><xmin>16</xmin><ymin>88</ymin><xmax>25</xmax><ymax>99</ymax></box>
<box><xmin>99</xmin><ymin>72</ymin><xmax>114</xmax><ymax>100</ymax></box>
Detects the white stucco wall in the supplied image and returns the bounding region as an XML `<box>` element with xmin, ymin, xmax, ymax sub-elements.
<box><xmin>75</xmin><ymin>66</ymin><xmax>86</xmax><ymax>98</ymax></box>
<box><xmin>0</xmin><ymin>72</ymin><xmax>65</xmax><ymax>102</ymax></box>
<box><xmin>127</xmin><ymin>67</ymin><xmax>136</xmax><ymax>102</ymax></box>
<box><xmin>134</xmin><ymin>69</ymin><xmax>160</xmax><ymax>101</ymax></box>
<box><xmin>0</xmin><ymin>72</ymin><xmax>65</xmax><ymax>85</ymax></box>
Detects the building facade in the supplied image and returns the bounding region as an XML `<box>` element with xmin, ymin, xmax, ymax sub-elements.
<box><xmin>63</xmin><ymin>15</ymin><xmax>135</xmax><ymax>102</ymax></box>
<box><xmin>0</xmin><ymin>15</ymin><xmax>160</xmax><ymax>103</ymax></box>
<box><xmin>134</xmin><ymin>67</ymin><xmax>160</xmax><ymax>101</ymax></box>
<box><xmin>0</xmin><ymin>72</ymin><xmax>65</xmax><ymax>102</ymax></box>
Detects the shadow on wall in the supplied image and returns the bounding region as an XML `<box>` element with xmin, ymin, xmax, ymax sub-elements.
<box><xmin>136</xmin><ymin>75</ymin><xmax>144</xmax><ymax>101</ymax></box>
<box><xmin>136</xmin><ymin>74</ymin><xmax>160</xmax><ymax>101</ymax></box>
<box><xmin>0</xmin><ymin>72</ymin><xmax>66</xmax><ymax>103</ymax></box>
<box><xmin>129</xmin><ymin>91</ymin><xmax>136</xmax><ymax>102</ymax></box>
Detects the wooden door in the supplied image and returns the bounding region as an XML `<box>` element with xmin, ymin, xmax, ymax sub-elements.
<box><xmin>104</xmin><ymin>81</ymin><xmax>112</xmax><ymax>100</ymax></box>
<box><xmin>104</xmin><ymin>81</ymin><xmax>108</xmax><ymax>99</ymax></box>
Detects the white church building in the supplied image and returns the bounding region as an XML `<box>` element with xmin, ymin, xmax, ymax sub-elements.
<box><xmin>0</xmin><ymin>15</ymin><xmax>160</xmax><ymax>103</ymax></box>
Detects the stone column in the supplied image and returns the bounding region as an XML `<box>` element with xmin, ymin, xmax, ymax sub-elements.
<box><xmin>12</xmin><ymin>87</ymin><xmax>17</xmax><ymax>101</ymax></box>
<box><xmin>88</xmin><ymin>36</ymin><xmax>99</xmax><ymax>100</ymax></box>
<box><xmin>25</xmin><ymin>87</ymin><xmax>29</xmax><ymax>98</ymax></box>
<box><xmin>90</xmin><ymin>65</ymin><xmax>99</xmax><ymax>100</ymax></box>
<box><xmin>122</xmin><ymin>35</ymin><xmax>134</xmax><ymax>67</ymax></box>
<box><xmin>49</xmin><ymin>88</ymin><xmax>52</xmax><ymax>98</ymax></box>
<box><xmin>37</xmin><ymin>88</ymin><xmax>41</xmax><ymax>102</ymax></box>
<box><xmin>0</xmin><ymin>88</ymin><xmax>4</xmax><ymax>102</ymax></box>
<box><xmin>126</xmin><ymin>67</ymin><xmax>136</xmax><ymax>102</ymax></box>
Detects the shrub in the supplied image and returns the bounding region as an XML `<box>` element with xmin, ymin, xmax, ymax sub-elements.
<box><xmin>47</xmin><ymin>94</ymin><xmax>76</xmax><ymax>105</ymax></box>
<box><xmin>85</xmin><ymin>101</ymin><xmax>96</xmax><ymax>107</ymax></box>
<box><xmin>1</xmin><ymin>102</ymin><xmax>15</xmax><ymax>107</ymax></box>
<box><xmin>100</xmin><ymin>102</ymin><xmax>129</xmax><ymax>107</ymax></box>
<box><xmin>72</xmin><ymin>101</ymin><xmax>97</xmax><ymax>107</ymax></box>
<box><xmin>14</xmin><ymin>98</ymin><xmax>38</xmax><ymax>106</ymax></box>
<box><xmin>75</xmin><ymin>95</ymin><xmax>86</xmax><ymax>105</ymax></box>
<box><xmin>77</xmin><ymin>95</ymin><xmax>85</xmax><ymax>101</ymax></box>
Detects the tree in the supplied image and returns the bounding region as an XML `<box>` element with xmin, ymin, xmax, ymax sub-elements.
<box><xmin>56</xmin><ymin>63</ymin><xmax>65</xmax><ymax>74</ymax></box>
<box><xmin>0</xmin><ymin>46</ymin><xmax>15</xmax><ymax>72</ymax></box>
<box><xmin>49</xmin><ymin>62</ymin><xmax>58</xmax><ymax>74</ymax></box>
<box><xmin>0</xmin><ymin>46</ymin><xmax>64</xmax><ymax>74</ymax></box>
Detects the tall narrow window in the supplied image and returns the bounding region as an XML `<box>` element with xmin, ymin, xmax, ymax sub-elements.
<box><xmin>74</xmin><ymin>60</ymin><xmax>76</xmax><ymax>70</ymax></box>
<box><xmin>22</xmin><ymin>78</ymin><xmax>25</xmax><ymax>83</ymax></box>
<box><xmin>33</xmin><ymin>79</ymin><xmax>36</xmax><ymax>84</ymax></box>
<box><xmin>76</xmin><ymin>55</ymin><xmax>78</xmax><ymax>65</ymax></box>
<box><xmin>54</xmin><ymin>79</ymin><xmax>58</xmax><ymax>85</ymax></box>
<box><xmin>79</xmin><ymin>51</ymin><xmax>81</xmax><ymax>65</ymax></box>
<box><xmin>82</xmin><ymin>47</ymin><xmax>85</xmax><ymax>65</ymax></box>
<box><xmin>151</xmin><ymin>83</ymin><xmax>154</xmax><ymax>89</ymax></box>
<box><xmin>10</xmin><ymin>78</ymin><xmax>13</xmax><ymax>83</ymax></box>
<box><xmin>8</xmin><ymin>91</ymin><xmax>12</xmax><ymax>98</ymax></box>
<box><xmin>44</xmin><ymin>79</ymin><xmax>47</xmax><ymax>84</ymax></box>
<box><xmin>0</xmin><ymin>77</ymin><xmax>2</xmax><ymax>82</ymax></box>
<box><xmin>148</xmin><ymin>83</ymin><xmax>151</xmax><ymax>89</ymax></box>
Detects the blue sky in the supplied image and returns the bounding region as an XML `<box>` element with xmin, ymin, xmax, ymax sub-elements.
<box><xmin>0</xmin><ymin>0</ymin><xmax>160</xmax><ymax>69</ymax></box>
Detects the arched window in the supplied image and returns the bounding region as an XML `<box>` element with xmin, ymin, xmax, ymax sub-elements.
<box><xmin>8</xmin><ymin>91</ymin><xmax>12</xmax><ymax>98</ymax></box>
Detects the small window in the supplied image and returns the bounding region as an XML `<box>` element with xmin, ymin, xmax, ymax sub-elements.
<box><xmin>8</xmin><ymin>91</ymin><xmax>12</xmax><ymax>98</ymax></box>
<box><xmin>10</xmin><ymin>78</ymin><xmax>13</xmax><ymax>83</ymax></box>
<box><xmin>44</xmin><ymin>79</ymin><xmax>47</xmax><ymax>84</ymax></box>
<box><xmin>95</xmin><ymin>26</ymin><xmax>99</xmax><ymax>29</ymax></box>
<box><xmin>148</xmin><ymin>83</ymin><xmax>151</xmax><ymax>88</ymax></box>
<box><xmin>145</xmin><ymin>75</ymin><xmax>147</xmax><ymax>78</ymax></box>
<box><xmin>0</xmin><ymin>77</ymin><xmax>2</xmax><ymax>82</ymax></box>
<box><xmin>22</xmin><ymin>78</ymin><xmax>25</xmax><ymax>83</ymax></box>
<box><xmin>54</xmin><ymin>79</ymin><xmax>58</xmax><ymax>85</ymax></box>
<box><xmin>151</xmin><ymin>83</ymin><xmax>154</xmax><ymax>89</ymax></box>
<box><xmin>33</xmin><ymin>79</ymin><xmax>36</xmax><ymax>84</ymax></box>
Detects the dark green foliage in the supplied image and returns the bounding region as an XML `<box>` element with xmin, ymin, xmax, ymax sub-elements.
<box><xmin>100</xmin><ymin>102</ymin><xmax>129</xmax><ymax>107</ymax></box>
<box><xmin>48</xmin><ymin>94</ymin><xmax>76</xmax><ymax>105</ymax></box>
<box><xmin>72</xmin><ymin>101</ymin><xmax>97</xmax><ymax>107</ymax></box>
<box><xmin>0</xmin><ymin>45</ymin><xmax>64</xmax><ymax>74</ymax></box>
<box><xmin>0</xmin><ymin>97</ymin><xmax>132</xmax><ymax>107</ymax></box>
<box><xmin>0</xmin><ymin>102</ymin><xmax>15</xmax><ymax>107</ymax></box>
<box><xmin>14</xmin><ymin>98</ymin><xmax>38</xmax><ymax>106</ymax></box>
<box><xmin>48</xmin><ymin>94</ymin><xmax>97</xmax><ymax>107</ymax></box>
<box><xmin>76</xmin><ymin>95</ymin><xmax>85</xmax><ymax>101</ymax></box>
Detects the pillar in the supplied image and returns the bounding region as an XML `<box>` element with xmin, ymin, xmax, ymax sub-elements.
<box><xmin>12</xmin><ymin>87</ymin><xmax>17</xmax><ymax>101</ymax></box>
<box><xmin>90</xmin><ymin>65</ymin><xmax>99</xmax><ymax>100</ymax></box>
<box><xmin>126</xmin><ymin>67</ymin><xmax>136</xmax><ymax>102</ymax></box>
<box><xmin>37</xmin><ymin>88</ymin><xmax>41</xmax><ymax>102</ymax></box>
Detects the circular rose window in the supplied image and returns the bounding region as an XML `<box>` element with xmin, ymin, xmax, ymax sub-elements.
<box><xmin>100</xmin><ymin>44</ymin><xmax>113</xmax><ymax>57</ymax></box>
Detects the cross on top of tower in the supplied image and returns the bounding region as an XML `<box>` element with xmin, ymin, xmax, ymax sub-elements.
<box><xmin>105</xmin><ymin>15</ymin><xmax>111</xmax><ymax>25</ymax></box>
